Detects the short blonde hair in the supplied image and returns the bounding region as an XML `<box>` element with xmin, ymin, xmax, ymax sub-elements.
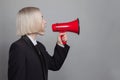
<box><xmin>16</xmin><ymin>7</ymin><xmax>43</xmax><ymax>36</ymax></box>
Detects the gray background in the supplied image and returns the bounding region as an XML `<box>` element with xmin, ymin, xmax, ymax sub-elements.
<box><xmin>0</xmin><ymin>0</ymin><xmax>120</xmax><ymax>80</ymax></box>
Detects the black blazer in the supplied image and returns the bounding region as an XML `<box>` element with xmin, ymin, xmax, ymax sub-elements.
<box><xmin>8</xmin><ymin>35</ymin><xmax>70</xmax><ymax>80</ymax></box>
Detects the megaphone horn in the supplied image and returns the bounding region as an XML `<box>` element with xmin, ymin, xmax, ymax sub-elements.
<box><xmin>52</xmin><ymin>18</ymin><xmax>80</xmax><ymax>35</ymax></box>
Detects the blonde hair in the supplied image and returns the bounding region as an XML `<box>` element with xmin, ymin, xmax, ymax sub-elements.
<box><xmin>16</xmin><ymin>7</ymin><xmax>43</xmax><ymax>36</ymax></box>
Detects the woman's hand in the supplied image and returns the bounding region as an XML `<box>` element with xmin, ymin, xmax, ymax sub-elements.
<box><xmin>57</xmin><ymin>32</ymin><xmax>68</xmax><ymax>45</ymax></box>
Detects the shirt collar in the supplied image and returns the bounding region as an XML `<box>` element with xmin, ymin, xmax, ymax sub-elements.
<box><xmin>27</xmin><ymin>35</ymin><xmax>37</xmax><ymax>46</ymax></box>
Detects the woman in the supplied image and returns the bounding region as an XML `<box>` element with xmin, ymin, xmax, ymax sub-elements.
<box><xmin>8</xmin><ymin>7</ymin><xmax>70</xmax><ymax>80</ymax></box>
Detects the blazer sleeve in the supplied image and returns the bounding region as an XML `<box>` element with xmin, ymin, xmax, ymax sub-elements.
<box><xmin>8</xmin><ymin>43</ymin><xmax>26</xmax><ymax>80</ymax></box>
<box><xmin>44</xmin><ymin>44</ymin><xmax>70</xmax><ymax>71</ymax></box>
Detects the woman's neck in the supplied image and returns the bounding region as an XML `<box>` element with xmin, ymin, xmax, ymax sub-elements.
<box><xmin>27</xmin><ymin>34</ymin><xmax>37</xmax><ymax>40</ymax></box>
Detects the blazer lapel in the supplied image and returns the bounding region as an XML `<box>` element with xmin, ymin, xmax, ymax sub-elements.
<box><xmin>35</xmin><ymin>43</ymin><xmax>47</xmax><ymax>80</ymax></box>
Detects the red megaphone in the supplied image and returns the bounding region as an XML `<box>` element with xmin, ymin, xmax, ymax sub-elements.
<box><xmin>52</xmin><ymin>18</ymin><xmax>80</xmax><ymax>45</ymax></box>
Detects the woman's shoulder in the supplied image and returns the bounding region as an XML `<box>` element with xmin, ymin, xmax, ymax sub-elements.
<box><xmin>10</xmin><ymin>38</ymin><xmax>27</xmax><ymax>50</ymax></box>
<box><xmin>9</xmin><ymin>38</ymin><xmax>27</xmax><ymax>59</ymax></box>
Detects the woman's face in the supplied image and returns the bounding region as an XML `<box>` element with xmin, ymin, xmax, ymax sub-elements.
<box><xmin>40</xmin><ymin>16</ymin><xmax>47</xmax><ymax>35</ymax></box>
<box><xmin>38</xmin><ymin>13</ymin><xmax>47</xmax><ymax>35</ymax></box>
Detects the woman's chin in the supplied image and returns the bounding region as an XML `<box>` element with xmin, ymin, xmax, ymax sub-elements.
<box><xmin>38</xmin><ymin>32</ymin><xmax>45</xmax><ymax>36</ymax></box>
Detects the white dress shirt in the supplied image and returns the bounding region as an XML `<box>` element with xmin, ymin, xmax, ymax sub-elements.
<box><xmin>27</xmin><ymin>35</ymin><xmax>37</xmax><ymax>46</ymax></box>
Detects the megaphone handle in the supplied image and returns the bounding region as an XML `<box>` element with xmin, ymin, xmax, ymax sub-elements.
<box><xmin>60</xmin><ymin>34</ymin><xmax>67</xmax><ymax>45</ymax></box>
